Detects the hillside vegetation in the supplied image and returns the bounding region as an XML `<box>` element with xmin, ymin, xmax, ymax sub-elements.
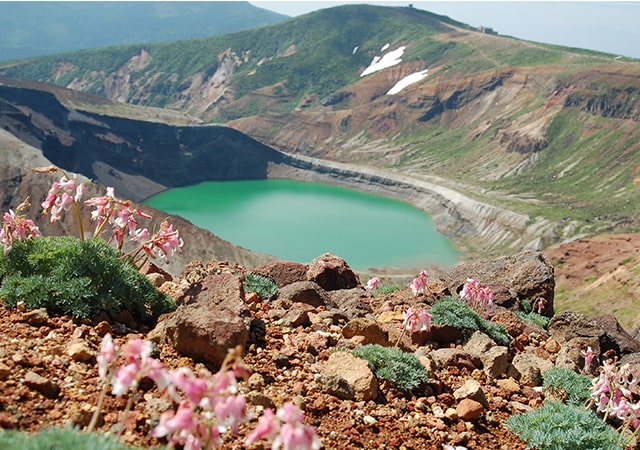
<box><xmin>0</xmin><ymin>1</ymin><xmax>287</xmax><ymax>61</ymax></box>
<box><xmin>2</xmin><ymin>4</ymin><xmax>640</xmax><ymax>258</ymax></box>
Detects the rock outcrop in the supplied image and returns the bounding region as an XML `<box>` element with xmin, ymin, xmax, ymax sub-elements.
<box><xmin>0</xmin><ymin>78</ymin><xmax>583</xmax><ymax>264</ymax></box>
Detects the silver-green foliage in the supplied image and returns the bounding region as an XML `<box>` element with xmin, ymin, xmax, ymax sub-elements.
<box><xmin>430</xmin><ymin>296</ymin><xmax>510</xmax><ymax>346</ymax></box>
<box><xmin>0</xmin><ymin>426</ymin><xmax>157</xmax><ymax>450</ymax></box>
<box><xmin>352</xmin><ymin>344</ymin><xmax>428</xmax><ymax>393</ymax></box>
<box><xmin>505</xmin><ymin>400</ymin><xmax>623</xmax><ymax>450</ymax></box>
<box><xmin>375</xmin><ymin>284</ymin><xmax>401</xmax><ymax>295</ymax></box>
<box><xmin>0</xmin><ymin>236</ymin><xmax>176</xmax><ymax>324</ymax></box>
<box><xmin>243</xmin><ymin>273</ymin><xmax>279</xmax><ymax>301</ymax></box>
<box><xmin>516</xmin><ymin>310</ymin><xmax>550</xmax><ymax>328</ymax></box>
<box><xmin>542</xmin><ymin>366</ymin><xmax>593</xmax><ymax>406</ymax></box>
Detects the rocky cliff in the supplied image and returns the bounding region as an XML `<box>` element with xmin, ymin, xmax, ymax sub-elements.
<box><xmin>0</xmin><ymin>80</ymin><xmax>281</xmax><ymax>276</ymax></box>
<box><xmin>0</xmin><ymin>78</ymin><xmax>567</xmax><ymax>264</ymax></box>
<box><xmin>3</xmin><ymin>5</ymin><xmax>640</xmax><ymax>256</ymax></box>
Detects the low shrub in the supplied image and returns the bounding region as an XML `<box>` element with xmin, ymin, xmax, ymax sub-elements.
<box><xmin>376</xmin><ymin>284</ymin><xmax>401</xmax><ymax>295</ymax></box>
<box><xmin>542</xmin><ymin>366</ymin><xmax>592</xmax><ymax>406</ymax></box>
<box><xmin>352</xmin><ymin>344</ymin><xmax>429</xmax><ymax>392</ymax></box>
<box><xmin>505</xmin><ymin>400</ymin><xmax>623</xmax><ymax>450</ymax></box>
<box><xmin>243</xmin><ymin>273</ymin><xmax>279</xmax><ymax>301</ymax></box>
<box><xmin>430</xmin><ymin>296</ymin><xmax>510</xmax><ymax>346</ymax></box>
<box><xmin>516</xmin><ymin>310</ymin><xmax>550</xmax><ymax>328</ymax></box>
<box><xmin>0</xmin><ymin>426</ymin><xmax>152</xmax><ymax>450</ymax></box>
<box><xmin>0</xmin><ymin>236</ymin><xmax>175</xmax><ymax>325</ymax></box>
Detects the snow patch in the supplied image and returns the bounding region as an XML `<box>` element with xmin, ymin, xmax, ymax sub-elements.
<box><xmin>386</xmin><ymin>69</ymin><xmax>429</xmax><ymax>95</ymax></box>
<box><xmin>352</xmin><ymin>46</ymin><xmax>359</xmax><ymax>55</ymax></box>
<box><xmin>360</xmin><ymin>46</ymin><xmax>406</xmax><ymax>77</ymax></box>
<box><xmin>381</xmin><ymin>43</ymin><xmax>390</xmax><ymax>52</ymax></box>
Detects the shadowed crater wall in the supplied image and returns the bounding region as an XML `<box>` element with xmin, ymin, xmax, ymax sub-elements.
<box><xmin>0</xmin><ymin>81</ymin><xmax>286</xmax><ymax>201</ymax></box>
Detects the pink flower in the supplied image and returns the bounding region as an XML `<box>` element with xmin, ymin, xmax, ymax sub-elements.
<box><xmin>97</xmin><ymin>333</ymin><xmax>117</xmax><ymax>380</ymax></box>
<box><xmin>111</xmin><ymin>204</ymin><xmax>153</xmax><ymax>250</ymax></box>
<box><xmin>460</xmin><ymin>278</ymin><xmax>493</xmax><ymax>309</ymax></box>
<box><xmin>581</xmin><ymin>346</ymin><xmax>594</xmax><ymax>373</ymax></box>
<box><xmin>85</xmin><ymin>186</ymin><xmax>116</xmax><ymax>226</ymax></box>
<box><xmin>246</xmin><ymin>408</ymin><xmax>280</xmax><ymax>445</ymax></box>
<box><xmin>110</xmin><ymin>338</ymin><xmax>168</xmax><ymax>396</ymax></box>
<box><xmin>277</xmin><ymin>402</ymin><xmax>305</xmax><ymax>424</ymax></box>
<box><xmin>0</xmin><ymin>209</ymin><xmax>41</xmax><ymax>255</ymax></box>
<box><xmin>41</xmin><ymin>175</ymin><xmax>84</xmax><ymax>223</ymax></box>
<box><xmin>169</xmin><ymin>367</ymin><xmax>210</xmax><ymax>405</ymax></box>
<box><xmin>247</xmin><ymin>403</ymin><xmax>321</xmax><ymax>450</ymax></box>
<box><xmin>410</xmin><ymin>270</ymin><xmax>428</xmax><ymax>297</ymax></box>
<box><xmin>276</xmin><ymin>403</ymin><xmax>321</xmax><ymax>450</ymax></box>
<box><xmin>366</xmin><ymin>277</ymin><xmax>381</xmax><ymax>290</ymax></box>
<box><xmin>74</xmin><ymin>182</ymin><xmax>85</xmax><ymax>202</ymax></box>
<box><xmin>153</xmin><ymin>400</ymin><xmax>199</xmax><ymax>442</ymax></box>
<box><xmin>214</xmin><ymin>394</ymin><xmax>246</xmax><ymax>435</ymax></box>
<box><xmin>402</xmin><ymin>307</ymin><xmax>432</xmax><ymax>333</ymax></box>
<box><xmin>278</xmin><ymin>422</ymin><xmax>322</xmax><ymax>450</ymax></box>
<box><xmin>142</xmin><ymin>220</ymin><xmax>183</xmax><ymax>263</ymax></box>
<box><xmin>112</xmin><ymin>362</ymin><xmax>139</xmax><ymax>396</ymax></box>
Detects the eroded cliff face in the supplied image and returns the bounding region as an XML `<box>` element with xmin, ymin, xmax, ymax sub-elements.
<box><xmin>227</xmin><ymin>67</ymin><xmax>557</xmax><ymax>165</ymax></box>
<box><xmin>0</xmin><ymin>81</ymin><xmax>281</xmax><ymax>275</ymax></box>
<box><xmin>0</xmin><ymin>81</ymin><xmax>286</xmax><ymax>202</ymax></box>
<box><xmin>266</xmin><ymin>154</ymin><xmax>560</xmax><ymax>260</ymax></box>
<box><xmin>0</xmin><ymin>76</ymin><xmax>633</xmax><ymax>267</ymax></box>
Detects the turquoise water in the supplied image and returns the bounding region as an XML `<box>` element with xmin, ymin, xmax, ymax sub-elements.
<box><xmin>145</xmin><ymin>179</ymin><xmax>460</xmax><ymax>271</ymax></box>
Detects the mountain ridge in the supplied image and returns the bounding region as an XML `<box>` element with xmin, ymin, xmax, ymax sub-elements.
<box><xmin>2</xmin><ymin>4</ymin><xmax>640</xmax><ymax>258</ymax></box>
<box><xmin>0</xmin><ymin>1</ymin><xmax>288</xmax><ymax>62</ymax></box>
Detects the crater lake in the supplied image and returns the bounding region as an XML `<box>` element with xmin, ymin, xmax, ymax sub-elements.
<box><xmin>144</xmin><ymin>179</ymin><xmax>460</xmax><ymax>271</ymax></box>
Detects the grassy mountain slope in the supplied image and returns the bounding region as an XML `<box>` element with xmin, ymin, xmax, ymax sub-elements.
<box><xmin>0</xmin><ymin>1</ymin><xmax>287</xmax><ymax>62</ymax></box>
<box><xmin>2</xmin><ymin>4</ymin><xmax>640</xmax><ymax>257</ymax></box>
<box><xmin>0</xmin><ymin>6</ymin><xmax>464</xmax><ymax>108</ymax></box>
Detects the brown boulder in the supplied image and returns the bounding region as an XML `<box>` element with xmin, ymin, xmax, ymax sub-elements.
<box><xmin>457</xmin><ymin>398</ymin><xmax>484</xmax><ymax>420</ymax></box>
<box><xmin>594</xmin><ymin>314</ymin><xmax>640</xmax><ymax>355</ymax></box>
<box><xmin>251</xmin><ymin>261</ymin><xmax>309</xmax><ymax>287</ymax></box>
<box><xmin>342</xmin><ymin>317</ymin><xmax>389</xmax><ymax>346</ymax></box>
<box><xmin>307</xmin><ymin>253</ymin><xmax>360</xmax><ymax>291</ymax></box>
<box><xmin>278</xmin><ymin>281</ymin><xmax>334</xmax><ymax>308</ymax></box>
<box><xmin>328</xmin><ymin>288</ymin><xmax>374</xmax><ymax>319</ymax></box>
<box><xmin>446</xmin><ymin>249</ymin><xmax>555</xmax><ymax>315</ymax></box>
<box><xmin>161</xmin><ymin>272</ymin><xmax>250</xmax><ymax>368</ymax></box>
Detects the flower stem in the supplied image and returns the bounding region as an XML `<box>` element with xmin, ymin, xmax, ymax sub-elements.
<box><xmin>87</xmin><ymin>366</ymin><xmax>114</xmax><ymax>433</ymax></box>
<box><xmin>118</xmin><ymin>390</ymin><xmax>137</xmax><ymax>438</ymax></box>
<box><xmin>73</xmin><ymin>201</ymin><xmax>85</xmax><ymax>241</ymax></box>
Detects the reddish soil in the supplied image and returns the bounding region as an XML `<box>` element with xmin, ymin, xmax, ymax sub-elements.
<box><xmin>5</xmin><ymin>233</ymin><xmax>639</xmax><ymax>449</ymax></box>
<box><xmin>544</xmin><ymin>233</ymin><xmax>640</xmax><ymax>331</ymax></box>
<box><xmin>0</xmin><ymin>292</ymin><xmax>527</xmax><ymax>449</ymax></box>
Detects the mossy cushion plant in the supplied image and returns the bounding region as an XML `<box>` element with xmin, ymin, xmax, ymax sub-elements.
<box><xmin>243</xmin><ymin>272</ymin><xmax>279</xmax><ymax>301</ymax></box>
<box><xmin>506</xmin><ymin>400</ymin><xmax>623</xmax><ymax>450</ymax></box>
<box><xmin>352</xmin><ymin>344</ymin><xmax>429</xmax><ymax>393</ymax></box>
<box><xmin>429</xmin><ymin>296</ymin><xmax>510</xmax><ymax>346</ymax></box>
<box><xmin>542</xmin><ymin>366</ymin><xmax>593</xmax><ymax>406</ymax></box>
<box><xmin>0</xmin><ymin>426</ymin><xmax>157</xmax><ymax>450</ymax></box>
<box><xmin>0</xmin><ymin>236</ymin><xmax>176</xmax><ymax>325</ymax></box>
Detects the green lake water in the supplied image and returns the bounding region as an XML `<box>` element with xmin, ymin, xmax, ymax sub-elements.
<box><xmin>144</xmin><ymin>179</ymin><xmax>460</xmax><ymax>271</ymax></box>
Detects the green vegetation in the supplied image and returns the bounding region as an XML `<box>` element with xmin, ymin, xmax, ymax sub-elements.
<box><xmin>0</xmin><ymin>236</ymin><xmax>175</xmax><ymax>324</ymax></box>
<box><xmin>243</xmin><ymin>273</ymin><xmax>279</xmax><ymax>301</ymax></box>
<box><xmin>1</xmin><ymin>3</ymin><xmax>589</xmax><ymax>115</ymax></box>
<box><xmin>0</xmin><ymin>2</ymin><xmax>287</xmax><ymax>62</ymax></box>
<box><xmin>375</xmin><ymin>284</ymin><xmax>401</xmax><ymax>295</ymax></box>
<box><xmin>505</xmin><ymin>400</ymin><xmax>623</xmax><ymax>450</ymax></box>
<box><xmin>516</xmin><ymin>311</ymin><xmax>550</xmax><ymax>328</ymax></box>
<box><xmin>2</xmin><ymin>2</ymin><xmax>639</xmax><ymax>253</ymax></box>
<box><xmin>0</xmin><ymin>426</ymin><xmax>155</xmax><ymax>450</ymax></box>
<box><xmin>542</xmin><ymin>367</ymin><xmax>593</xmax><ymax>406</ymax></box>
<box><xmin>352</xmin><ymin>344</ymin><xmax>429</xmax><ymax>392</ymax></box>
<box><xmin>430</xmin><ymin>296</ymin><xmax>510</xmax><ymax>346</ymax></box>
